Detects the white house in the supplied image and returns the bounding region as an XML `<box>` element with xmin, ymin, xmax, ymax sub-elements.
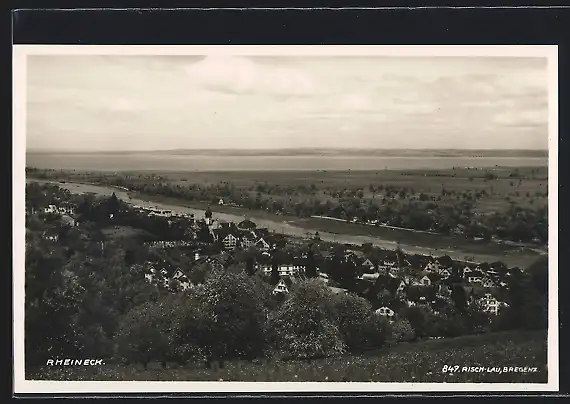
<box><xmin>482</xmin><ymin>277</ymin><xmax>496</xmax><ymax>288</ymax></box>
<box><xmin>396</xmin><ymin>280</ymin><xmax>407</xmax><ymax>295</ymax></box>
<box><xmin>420</xmin><ymin>275</ymin><xmax>432</xmax><ymax>286</ymax></box>
<box><xmin>359</xmin><ymin>273</ymin><xmax>380</xmax><ymax>281</ymax></box>
<box><xmin>273</xmin><ymin>278</ymin><xmax>292</xmax><ymax>295</ymax></box>
<box><xmin>362</xmin><ymin>258</ymin><xmax>376</xmax><ymax>271</ymax></box>
<box><xmin>256</xmin><ymin>237</ymin><xmax>271</xmax><ymax>251</ymax></box>
<box><xmin>439</xmin><ymin>268</ymin><xmax>452</xmax><ymax>279</ymax></box>
<box><xmin>221</xmin><ymin>233</ymin><xmax>239</xmax><ymax>250</ymax></box>
<box><xmin>424</xmin><ymin>260</ymin><xmax>440</xmax><ymax>273</ymax></box>
<box><xmin>375</xmin><ymin>307</ymin><xmax>395</xmax><ymax>318</ymax></box>
<box><xmin>478</xmin><ymin>293</ymin><xmax>508</xmax><ymax>315</ymax></box>
<box><xmin>466</xmin><ymin>275</ymin><xmax>483</xmax><ymax>284</ymax></box>
<box><xmin>173</xmin><ymin>269</ymin><xmax>185</xmax><ymax>280</ymax></box>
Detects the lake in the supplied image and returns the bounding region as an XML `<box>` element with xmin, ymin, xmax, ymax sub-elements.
<box><xmin>25</xmin><ymin>153</ymin><xmax>548</xmax><ymax>171</ymax></box>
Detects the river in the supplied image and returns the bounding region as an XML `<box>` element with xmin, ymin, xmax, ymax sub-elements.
<box><xmin>27</xmin><ymin>179</ymin><xmax>540</xmax><ymax>267</ymax></box>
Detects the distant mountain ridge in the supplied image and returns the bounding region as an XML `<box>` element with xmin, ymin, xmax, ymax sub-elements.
<box><xmin>26</xmin><ymin>148</ymin><xmax>548</xmax><ymax>158</ymax></box>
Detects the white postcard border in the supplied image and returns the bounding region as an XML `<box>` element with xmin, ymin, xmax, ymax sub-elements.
<box><xmin>13</xmin><ymin>44</ymin><xmax>559</xmax><ymax>394</ymax></box>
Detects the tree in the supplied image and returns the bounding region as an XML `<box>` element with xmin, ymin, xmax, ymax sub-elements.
<box><xmin>25</xmin><ymin>236</ymin><xmax>85</xmax><ymax>366</ymax></box>
<box><xmin>269</xmin><ymin>249</ymin><xmax>280</xmax><ymax>285</ymax></box>
<box><xmin>400</xmin><ymin>306</ymin><xmax>429</xmax><ymax>340</ymax></box>
<box><xmin>269</xmin><ymin>279</ymin><xmax>345</xmax><ymax>359</ymax></box>
<box><xmin>390</xmin><ymin>318</ymin><xmax>414</xmax><ymax>343</ymax></box>
<box><xmin>195</xmin><ymin>270</ymin><xmax>269</xmax><ymax>364</ymax></box>
<box><xmin>115</xmin><ymin>298</ymin><xmax>173</xmax><ymax>369</ymax></box>
<box><xmin>335</xmin><ymin>293</ymin><xmax>390</xmax><ymax>352</ymax></box>
<box><xmin>305</xmin><ymin>248</ymin><xmax>317</xmax><ymax>278</ymax></box>
<box><xmin>450</xmin><ymin>284</ymin><xmax>468</xmax><ymax>313</ymax></box>
<box><xmin>492</xmin><ymin>255</ymin><xmax>548</xmax><ymax>331</ymax></box>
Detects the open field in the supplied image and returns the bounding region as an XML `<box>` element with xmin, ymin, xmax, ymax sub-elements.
<box><xmin>40</xmin><ymin>166</ymin><xmax>548</xmax><ymax>213</ymax></box>
<box><xmin>27</xmin><ymin>331</ymin><xmax>547</xmax><ymax>383</ymax></box>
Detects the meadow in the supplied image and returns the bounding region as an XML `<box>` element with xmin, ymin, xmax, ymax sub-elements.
<box><xmin>149</xmin><ymin>165</ymin><xmax>548</xmax><ymax>214</ymax></box>
<box><xmin>27</xmin><ymin>331</ymin><xmax>547</xmax><ymax>383</ymax></box>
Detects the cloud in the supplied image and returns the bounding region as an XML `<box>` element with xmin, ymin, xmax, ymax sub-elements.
<box><xmin>109</xmin><ymin>98</ymin><xmax>137</xmax><ymax>112</ymax></box>
<box><xmin>184</xmin><ymin>55</ymin><xmax>316</xmax><ymax>96</ymax></box>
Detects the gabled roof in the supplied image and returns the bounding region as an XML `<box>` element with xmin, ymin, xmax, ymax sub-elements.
<box><xmin>273</xmin><ymin>276</ymin><xmax>294</xmax><ymax>288</ymax></box>
<box><xmin>426</xmin><ymin>273</ymin><xmax>441</xmax><ymax>282</ymax></box>
<box><xmin>238</xmin><ymin>219</ymin><xmax>257</xmax><ymax>230</ymax></box>
<box><xmin>371</xmin><ymin>274</ymin><xmax>403</xmax><ymax>295</ymax></box>
<box><xmin>254</xmin><ymin>228</ymin><xmax>270</xmax><ymax>239</ymax></box>
<box><xmin>213</xmin><ymin>227</ymin><xmax>240</xmax><ymax>241</ymax></box>
<box><xmin>383</xmin><ymin>250</ymin><xmax>399</xmax><ymax>262</ymax></box>
<box><xmin>477</xmin><ymin>262</ymin><xmax>491</xmax><ymax>271</ymax></box>
<box><xmin>437</xmin><ymin>255</ymin><xmax>454</xmax><ymax>268</ymax></box>
<box><xmin>240</xmin><ymin>230</ymin><xmax>257</xmax><ymax>242</ymax></box>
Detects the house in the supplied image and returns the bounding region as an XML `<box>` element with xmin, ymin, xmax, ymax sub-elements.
<box><xmin>481</xmin><ymin>277</ymin><xmax>496</xmax><ymax>288</ymax></box>
<box><xmin>477</xmin><ymin>293</ymin><xmax>508</xmax><ymax>315</ymax></box>
<box><xmin>222</xmin><ymin>233</ymin><xmax>239</xmax><ymax>250</ymax></box>
<box><xmin>419</xmin><ymin>273</ymin><xmax>440</xmax><ymax>287</ymax></box>
<box><xmin>273</xmin><ymin>278</ymin><xmax>293</xmax><ymax>295</ymax></box>
<box><xmin>424</xmin><ymin>258</ymin><xmax>440</xmax><ymax>273</ymax></box>
<box><xmin>218</xmin><ymin>198</ymin><xmax>224</xmax><ymax>205</ymax></box>
<box><xmin>359</xmin><ymin>273</ymin><xmax>381</xmax><ymax>281</ymax></box>
<box><xmin>361</xmin><ymin>258</ymin><xmax>376</xmax><ymax>272</ymax></box>
<box><xmin>278</xmin><ymin>263</ymin><xmax>305</xmax><ymax>277</ymax></box>
<box><xmin>173</xmin><ymin>268</ymin><xmax>185</xmax><ymax>280</ymax></box>
<box><xmin>465</xmin><ymin>270</ymin><xmax>485</xmax><ymax>285</ymax></box>
<box><xmin>256</xmin><ymin>237</ymin><xmax>272</xmax><ymax>251</ymax></box>
<box><xmin>238</xmin><ymin>219</ymin><xmax>257</xmax><ymax>231</ymax></box>
<box><xmin>382</xmin><ymin>253</ymin><xmax>399</xmax><ymax>269</ymax></box>
<box><xmin>396</xmin><ymin>280</ymin><xmax>407</xmax><ymax>295</ymax></box>
<box><xmin>475</xmin><ymin>263</ymin><xmax>491</xmax><ymax>274</ymax></box>
<box><xmin>439</xmin><ymin>268</ymin><xmax>452</xmax><ymax>279</ymax></box>
<box><xmin>213</xmin><ymin>228</ymin><xmax>240</xmax><ymax>250</ymax></box>
<box><xmin>463</xmin><ymin>265</ymin><xmax>474</xmax><ymax>276</ymax></box>
<box><xmin>375</xmin><ymin>307</ymin><xmax>395</xmax><ymax>318</ymax></box>
<box><xmin>240</xmin><ymin>232</ymin><xmax>257</xmax><ymax>249</ymax></box>
<box><xmin>437</xmin><ymin>255</ymin><xmax>454</xmax><ymax>269</ymax></box>
<box><xmin>420</xmin><ymin>275</ymin><xmax>432</xmax><ymax>286</ymax></box>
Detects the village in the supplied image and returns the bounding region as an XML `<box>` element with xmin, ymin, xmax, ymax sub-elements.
<box><xmin>33</xmin><ymin>194</ymin><xmax>515</xmax><ymax>323</ymax></box>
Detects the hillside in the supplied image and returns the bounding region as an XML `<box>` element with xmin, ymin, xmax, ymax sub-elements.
<box><xmin>28</xmin><ymin>331</ymin><xmax>547</xmax><ymax>383</ymax></box>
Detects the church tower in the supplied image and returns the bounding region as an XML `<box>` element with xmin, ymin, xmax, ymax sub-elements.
<box><xmin>205</xmin><ymin>206</ymin><xmax>213</xmax><ymax>225</ymax></box>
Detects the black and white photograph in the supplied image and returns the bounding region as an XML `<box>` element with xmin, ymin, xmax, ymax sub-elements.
<box><xmin>13</xmin><ymin>45</ymin><xmax>558</xmax><ymax>393</ymax></box>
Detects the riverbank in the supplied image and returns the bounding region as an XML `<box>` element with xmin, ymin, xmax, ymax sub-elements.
<box><xmin>27</xmin><ymin>178</ymin><xmax>543</xmax><ymax>268</ymax></box>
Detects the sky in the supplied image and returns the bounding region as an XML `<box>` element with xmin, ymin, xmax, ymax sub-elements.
<box><xmin>26</xmin><ymin>54</ymin><xmax>549</xmax><ymax>151</ymax></box>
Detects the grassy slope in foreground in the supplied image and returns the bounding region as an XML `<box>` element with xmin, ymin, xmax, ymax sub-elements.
<box><xmin>28</xmin><ymin>331</ymin><xmax>547</xmax><ymax>383</ymax></box>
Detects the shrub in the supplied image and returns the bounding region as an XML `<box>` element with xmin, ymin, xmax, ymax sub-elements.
<box><xmin>390</xmin><ymin>318</ymin><xmax>415</xmax><ymax>342</ymax></box>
